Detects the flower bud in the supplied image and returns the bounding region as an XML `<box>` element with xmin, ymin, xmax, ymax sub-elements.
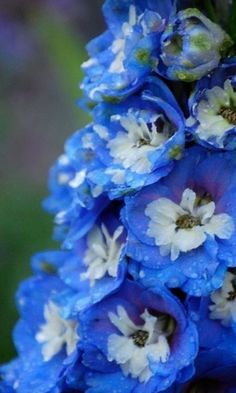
<box><xmin>158</xmin><ymin>8</ymin><xmax>232</xmax><ymax>82</ymax></box>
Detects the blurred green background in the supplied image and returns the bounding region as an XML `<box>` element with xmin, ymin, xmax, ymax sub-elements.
<box><xmin>0</xmin><ymin>0</ymin><xmax>103</xmax><ymax>364</ymax></box>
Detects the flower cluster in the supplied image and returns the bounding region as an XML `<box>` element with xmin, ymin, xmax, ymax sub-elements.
<box><xmin>3</xmin><ymin>0</ymin><xmax>236</xmax><ymax>392</ymax></box>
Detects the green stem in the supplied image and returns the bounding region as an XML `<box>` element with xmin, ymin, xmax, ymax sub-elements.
<box><xmin>204</xmin><ymin>0</ymin><xmax>219</xmax><ymax>23</ymax></box>
<box><xmin>229</xmin><ymin>0</ymin><xmax>236</xmax><ymax>43</ymax></box>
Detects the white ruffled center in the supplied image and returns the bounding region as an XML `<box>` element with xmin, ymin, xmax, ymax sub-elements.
<box><xmin>108</xmin><ymin>111</ymin><xmax>171</xmax><ymax>174</ymax></box>
<box><xmin>36</xmin><ymin>302</ymin><xmax>78</xmax><ymax>362</ymax></box>
<box><xmin>187</xmin><ymin>80</ymin><xmax>236</xmax><ymax>146</ymax></box>
<box><xmin>108</xmin><ymin>306</ymin><xmax>171</xmax><ymax>383</ymax></box>
<box><xmin>145</xmin><ymin>188</ymin><xmax>234</xmax><ymax>261</ymax></box>
<box><xmin>80</xmin><ymin>224</ymin><xmax>124</xmax><ymax>286</ymax></box>
<box><xmin>210</xmin><ymin>271</ymin><xmax>236</xmax><ymax>326</ymax></box>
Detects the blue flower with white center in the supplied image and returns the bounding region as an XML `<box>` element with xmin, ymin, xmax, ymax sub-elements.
<box><xmin>6</xmin><ymin>2</ymin><xmax>236</xmax><ymax>391</ymax></box>
<box><xmin>158</xmin><ymin>8</ymin><xmax>232</xmax><ymax>82</ymax></box>
<box><xmin>88</xmin><ymin>77</ymin><xmax>185</xmax><ymax>198</ymax></box>
<box><xmin>81</xmin><ymin>0</ymin><xmax>176</xmax><ymax>102</ymax></box>
<box><xmin>6</xmin><ymin>275</ymin><xmax>81</xmax><ymax>393</ymax></box>
<box><xmin>209</xmin><ymin>270</ymin><xmax>236</xmax><ymax>331</ymax></box>
<box><xmin>144</xmin><ymin>188</ymin><xmax>232</xmax><ymax>261</ymax></box>
<box><xmin>35</xmin><ymin>301</ymin><xmax>78</xmax><ymax>362</ymax></box>
<box><xmin>56</xmin><ymin>204</ymin><xmax>127</xmax><ymax>316</ymax></box>
<box><xmin>81</xmin><ymin>280</ymin><xmax>198</xmax><ymax>393</ymax></box>
<box><xmin>186</xmin><ymin>291</ymin><xmax>236</xmax><ymax>365</ymax></box>
<box><xmin>176</xmin><ymin>291</ymin><xmax>236</xmax><ymax>392</ymax></box>
<box><xmin>44</xmin><ymin>125</ymin><xmax>109</xmax><ymax>248</ymax></box>
<box><xmin>187</xmin><ymin>60</ymin><xmax>236</xmax><ymax>150</ymax></box>
<box><xmin>123</xmin><ymin>147</ymin><xmax>236</xmax><ymax>296</ymax></box>
<box><xmin>79</xmin><ymin>223</ymin><xmax>124</xmax><ymax>286</ymax></box>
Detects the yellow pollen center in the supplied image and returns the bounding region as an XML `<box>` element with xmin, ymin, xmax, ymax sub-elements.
<box><xmin>176</xmin><ymin>214</ymin><xmax>201</xmax><ymax>229</ymax></box>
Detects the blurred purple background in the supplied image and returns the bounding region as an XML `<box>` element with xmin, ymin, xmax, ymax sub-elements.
<box><xmin>0</xmin><ymin>0</ymin><xmax>104</xmax><ymax>362</ymax></box>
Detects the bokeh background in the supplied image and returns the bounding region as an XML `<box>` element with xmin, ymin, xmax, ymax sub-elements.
<box><xmin>0</xmin><ymin>0</ymin><xmax>104</xmax><ymax>363</ymax></box>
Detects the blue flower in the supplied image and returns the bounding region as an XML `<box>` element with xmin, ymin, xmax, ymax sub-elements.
<box><xmin>80</xmin><ymin>280</ymin><xmax>198</xmax><ymax>393</ymax></box>
<box><xmin>186</xmin><ymin>288</ymin><xmax>236</xmax><ymax>365</ymax></box>
<box><xmin>166</xmin><ymin>280</ymin><xmax>236</xmax><ymax>391</ymax></box>
<box><xmin>208</xmin><ymin>269</ymin><xmax>236</xmax><ymax>332</ymax></box>
<box><xmin>43</xmin><ymin>125</ymin><xmax>109</xmax><ymax>248</ymax></box>
<box><xmin>88</xmin><ymin>77</ymin><xmax>185</xmax><ymax>198</ymax></box>
<box><xmin>158</xmin><ymin>8</ymin><xmax>232</xmax><ymax>82</ymax></box>
<box><xmin>3</xmin><ymin>274</ymin><xmax>82</xmax><ymax>393</ymax></box>
<box><xmin>187</xmin><ymin>59</ymin><xmax>236</xmax><ymax>150</ymax></box>
<box><xmin>123</xmin><ymin>147</ymin><xmax>236</xmax><ymax>296</ymax></box>
<box><xmin>81</xmin><ymin>0</ymin><xmax>176</xmax><ymax>102</ymax></box>
<box><xmin>5</xmin><ymin>1</ymin><xmax>236</xmax><ymax>391</ymax></box>
<box><xmin>55</xmin><ymin>204</ymin><xmax>127</xmax><ymax>316</ymax></box>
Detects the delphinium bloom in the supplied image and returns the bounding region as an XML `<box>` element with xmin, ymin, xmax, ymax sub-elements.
<box><xmin>124</xmin><ymin>147</ymin><xmax>236</xmax><ymax>295</ymax></box>
<box><xmin>55</xmin><ymin>204</ymin><xmax>127</xmax><ymax>316</ymax></box>
<box><xmin>4</xmin><ymin>1</ymin><xmax>236</xmax><ymax>392</ymax></box>
<box><xmin>187</xmin><ymin>59</ymin><xmax>236</xmax><ymax>149</ymax></box>
<box><xmin>157</xmin><ymin>8</ymin><xmax>232</xmax><ymax>82</ymax></box>
<box><xmin>81</xmin><ymin>0</ymin><xmax>232</xmax><ymax>104</ymax></box>
<box><xmin>0</xmin><ymin>272</ymin><xmax>83</xmax><ymax>393</ymax></box>
<box><xmin>209</xmin><ymin>269</ymin><xmax>236</xmax><ymax>330</ymax></box>
<box><xmin>88</xmin><ymin>77</ymin><xmax>185</xmax><ymax>198</ymax></box>
<box><xmin>186</xmin><ymin>277</ymin><xmax>236</xmax><ymax>370</ymax></box>
<box><xmin>81</xmin><ymin>280</ymin><xmax>198</xmax><ymax>393</ymax></box>
<box><xmin>168</xmin><ymin>276</ymin><xmax>236</xmax><ymax>392</ymax></box>
<box><xmin>44</xmin><ymin>125</ymin><xmax>109</xmax><ymax>247</ymax></box>
<box><xmin>81</xmin><ymin>0</ymin><xmax>176</xmax><ymax>102</ymax></box>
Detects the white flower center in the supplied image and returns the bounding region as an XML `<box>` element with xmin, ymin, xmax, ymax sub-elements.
<box><xmin>107</xmin><ymin>111</ymin><xmax>172</xmax><ymax>174</ymax></box>
<box><xmin>209</xmin><ymin>271</ymin><xmax>236</xmax><ymax>326</ymax></box>
<box><xmin>187</xmin><ymin>80</ymin><xmax>236</xmax><ymax>147</ymax></box>
<box><xmin>36</xmin><ymin>302</ymin><xmax>78</xmax><ymax>362</ymax></box>
<box><xmin>108</xmin><ymin>306</ymin><xmax>171</xmax><ymax>383</ymax></box>
<box><xmin>145</xmin><ymin>188</ymin><xmax>234</xmax><ymax>261</ymax></box>
<box><xmin>80</xmin><ymin>224</ymin><xmax>124</xmax><ymax>287</ymax></box>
